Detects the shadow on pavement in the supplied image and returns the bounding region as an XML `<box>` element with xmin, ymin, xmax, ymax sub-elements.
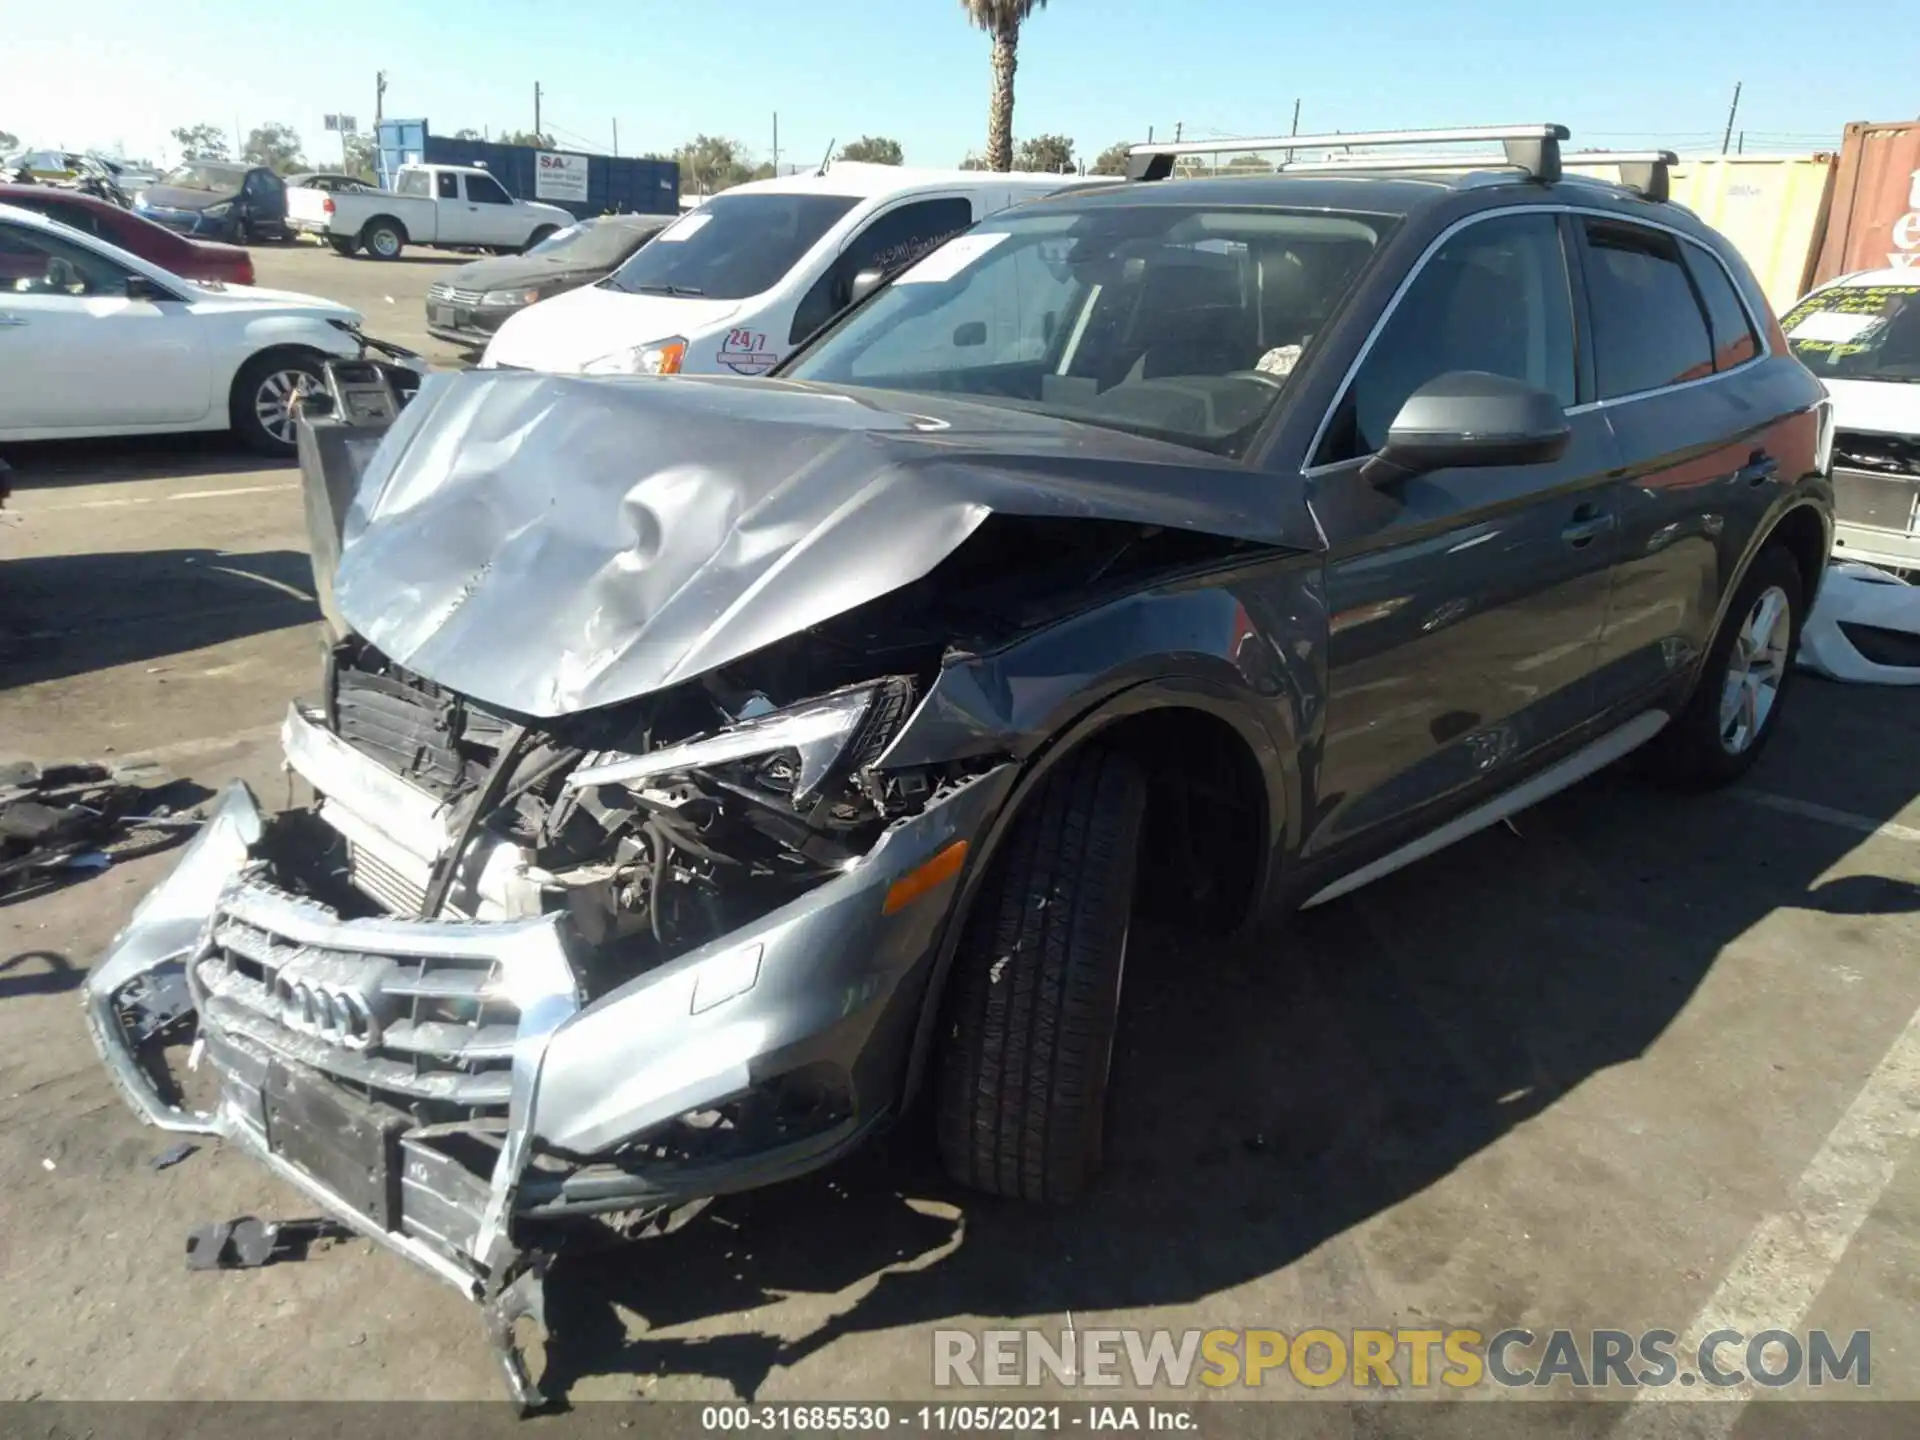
<box><xmin>532</xmin><ymin>679</ymin><xmax>1920</xmax><ymax>1405</ymax></box>
<box><xmin>0</xmin><ymin>433</ymin><xmax>289</xmax><ymax>491</ymax></box>
<box><xmin>0</xmin><ymin>950</ymin><xmax>79</xmax><ymax>999</ymax></box>
<box><xmin>0</xmin><ymin>548</ymin><xmax>318</xmax><ymax>687</ymax></box>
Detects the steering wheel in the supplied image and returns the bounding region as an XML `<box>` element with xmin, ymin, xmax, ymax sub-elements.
<box><xmin>1224</xmin><ymin>369</ymin><xmax>1289</xmax><ymax>390</ymax></box>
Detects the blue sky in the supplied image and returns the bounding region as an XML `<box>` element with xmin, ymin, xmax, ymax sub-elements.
<box><xmin>5</xmin><ymin>0</ymin><xmax>1909</xmax><ymax>170</ymax></box>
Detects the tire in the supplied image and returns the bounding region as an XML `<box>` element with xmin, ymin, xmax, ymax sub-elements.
<box><xmin>361</xmin><ymin>219</ymin><xmax>405</xmax><ymax>260</ymax></box>
<box><xmin>523</xmin><ymin>225</ymin><xmax>558</xmax><ymax>253</ymax></box>
<box><xmin>936</xmin><ymin>744</ymin><xmax>1146</xmax><ymax>1203</ymax></box>
<box><xmin>327</xmin><ymin>235</ymin><xmax>359</xmax><ymax>257</ymax></box>
<box><xmin>230</xmin><ymin>350</ymin><xmax>325</xmax><ymax>456</ymax></box>
<box><xmin>232</xmin><ymin>217</ymin><xmax>250</xmax><ymax>246</ymax></box>
<box><xmin>1643</xmin><ymin>543</ymin><xmax>1804</xmax><ymax>790</ymax></box>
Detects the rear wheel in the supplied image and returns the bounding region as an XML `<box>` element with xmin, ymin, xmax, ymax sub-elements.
<box><xmin>361</xmin><ymin>219</ymin><xmax>404</xmax><ymax>260</ymax></box>
<box><xmin>232</xmin><ymin>216</ymin><xmax>251</xmax><ymax>246</ymax></box>
<box><xmin>1644</xmin><ymin>543</ymin><xmax>1804</xmax><ymax>789</ymax></box>
<box><xmin>935</xmin><ymin>745</ymin><xmax>1146</xmax><ymax>1203</ymax></box>
<box><xmin>230</xmin><ymin>351</ymin><xmax>324</xmax><ymax>456</ymax></box>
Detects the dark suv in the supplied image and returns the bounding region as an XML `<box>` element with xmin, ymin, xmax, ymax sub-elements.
<box><xmin>85</xmin><ymin>124</ymin><xmax>1832</xmax><ymax>1405</ymax></box>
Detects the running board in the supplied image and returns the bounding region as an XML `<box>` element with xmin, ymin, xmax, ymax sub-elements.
<box><xmin>1299</xmin><ymin>710</ymin><xmax>1670</xmax><ymax>909</ymax></box>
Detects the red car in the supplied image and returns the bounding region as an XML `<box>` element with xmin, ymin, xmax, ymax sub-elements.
<box><xmin>0</xmin><ymin>185</ymin><xmax>255</xmax><ymax>286</ymax></box>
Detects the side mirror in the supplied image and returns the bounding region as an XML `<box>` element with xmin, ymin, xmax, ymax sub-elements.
<box><xmin>848</xmin><ymin>266</ymin><xmax>888</xmax><ymax>308</ymax></box>
<box><xmin>1360</xmin><ymin>370</ymin><xmax>1570</xmax><ymax>488</ymax></box>
<box><xmin>124</xmin><ymin>274</ymin><xmax>167</xmax><ymax>301</ymax></box>
<box><xmin>952</xmin><ymin>320</ymin><xmax>987</xmax><ymax>348</ymax></box>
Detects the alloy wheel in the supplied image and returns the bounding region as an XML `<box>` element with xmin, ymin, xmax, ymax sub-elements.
<box><xmin>1718</xmin><ymin>584</ymin><xmax>1791</xmax><ymax>755</ymax></box>
<box><xmin>253</xmin><ymin>369</ymin><xmax>320</xmax><ymax>445</ymax></box>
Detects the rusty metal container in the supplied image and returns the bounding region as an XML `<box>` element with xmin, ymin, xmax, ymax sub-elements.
<box><xmin>1811</xmin><ymin>120</ymin><xmax>1920</xmax><ymax>286</ymax></box>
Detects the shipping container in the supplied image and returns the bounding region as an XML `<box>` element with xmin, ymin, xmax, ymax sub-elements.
<box><xmin>373</xmin><ymin>119</ymin><xmax>679</xmax><ymax>220</ymax></box>
<box><xmin>1811</xmin><ymin>120</ymin><xmax>1920</xmax><ymax>287</ymax></box>
<box><xmin>1565</xmin><ymin>153</ymin><xmax>1838</xmax><ymax>316</ymax></box>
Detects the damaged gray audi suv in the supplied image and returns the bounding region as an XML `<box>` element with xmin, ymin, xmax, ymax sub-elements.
<box><xmin>85</xmin><ymin>124</ymin><xmax>1834</xmax><ymax>1404</ymax></box>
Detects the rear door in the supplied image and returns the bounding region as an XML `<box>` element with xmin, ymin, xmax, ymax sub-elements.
<box><xmin>0</xmin><ymin>220</ymin><xmax>209</xmax><ymax>430</ymax></box>
<box><xmin>1573</xmin><ymin>216</ymin><xmax>1789</xmax><ymax>708</ymax></box>
<box><xmin>1306</xmin><ymin>208</ymin><xmax>1624</xmax><ymax>860</ymax></box>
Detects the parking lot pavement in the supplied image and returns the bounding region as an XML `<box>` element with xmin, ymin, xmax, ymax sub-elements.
<box><xmin>249</xmin><ymin>238</ymin><xmax>475</xmax><ymax>370</ymax></box>
<box><xmin>5</xmin><ymin>430</ymin><xmax>1920</xmax><ymax>1422</ymax></box>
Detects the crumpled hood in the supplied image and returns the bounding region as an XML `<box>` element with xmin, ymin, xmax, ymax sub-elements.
<box><xmin>334</xmin><ymin>370</ymin><xmax>1306</xmax><ymax>717</ymax></box>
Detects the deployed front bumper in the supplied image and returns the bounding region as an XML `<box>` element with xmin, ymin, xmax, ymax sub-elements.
<box><xmin>84</xmin><ymin>703</ymin><xmax>1013</xmax><ymax>1403</ymax></box>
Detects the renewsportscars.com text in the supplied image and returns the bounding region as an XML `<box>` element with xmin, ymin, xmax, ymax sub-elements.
<box><xmin>933</xmin><ymin>1327</ymin><xmax>1871</xmax><ymax>1391</ymax></box>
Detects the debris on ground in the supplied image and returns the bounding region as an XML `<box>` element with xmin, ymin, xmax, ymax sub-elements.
<box><xmin>0</xmin><ymin>760</ymin><xmax>207</xmax><ymax>898</ymax></box>
<box><xmin>184</xmin><ymin>1217</ymin><xmax>354</xmax><ymax>1271</ymax></box>
<box><xmin>151</xmin><ymin>1142</ymin><xmax>199</xmax><ymax>1173</ymax></box>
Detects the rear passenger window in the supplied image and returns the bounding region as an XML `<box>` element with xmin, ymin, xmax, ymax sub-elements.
<box><xmin>1320</xmin><ymin>212</ymin><xmax>1576</xmax><ymax>464</ymax></box>
<box><xmin>1582</xmin><ymin>221</ymin><xmax>1714</xmax><ymax>398</ymax></box>
<box><xmin>1682</xmin><ymin>242</ymin><xmax>1760</xmax><ymax>372</ymax></box>
<box><xmin>436</xmin><ymin>172</ymin><xmax>460</xmax><ymax>200</ymax></box>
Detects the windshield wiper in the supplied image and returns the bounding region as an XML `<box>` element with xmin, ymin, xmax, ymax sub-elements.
<box><xmin>632</xmin><ymin>283</ymin><xmax>705</xmax><ymax>297</ymax></box>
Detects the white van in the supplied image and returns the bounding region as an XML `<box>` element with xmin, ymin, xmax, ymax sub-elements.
<box><xmin>479</xmin><ymin>162</ymin><xmax>1105</xmax><ymax>377</ymax></box>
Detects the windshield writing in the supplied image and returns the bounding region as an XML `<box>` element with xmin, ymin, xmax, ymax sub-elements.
<box><xmin>1781</xmin><ymin>285</ymin><xmax>1920</xmax><ymax>383</ymax></box>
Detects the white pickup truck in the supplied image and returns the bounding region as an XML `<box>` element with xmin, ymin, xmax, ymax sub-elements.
<box><xmin>287</xmin><ymin>163</ymin><xmax>575</xmax><ymax>261</ymax></box>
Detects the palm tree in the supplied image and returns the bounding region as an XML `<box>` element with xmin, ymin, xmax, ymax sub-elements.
<box><xmin>960</xmin><ymin>0</ymin><xmax>1048</xmax><ymax>172</ymax></box>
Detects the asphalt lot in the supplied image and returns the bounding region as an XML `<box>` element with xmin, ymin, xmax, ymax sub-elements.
<box><xmin>3</xmin><ymin>242</ymin><xmax>1920</xmax><ymax>1432</ymax></box>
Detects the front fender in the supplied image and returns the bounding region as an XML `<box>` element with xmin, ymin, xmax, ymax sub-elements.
<box><xmin>884</xmin><ymin>558</ymin><xmax>1325</xmax><ymax>1106</ymax></box>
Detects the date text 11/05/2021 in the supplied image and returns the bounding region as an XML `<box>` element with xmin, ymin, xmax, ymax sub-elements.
<box><xmin>701</xmin><ymin>1407</ymin><xmax>1194</xmax><ymax>1431</ymax></box>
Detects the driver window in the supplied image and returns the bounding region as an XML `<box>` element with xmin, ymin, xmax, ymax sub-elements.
<box><xmin>850</xmin><ymin>238</ymin><xmax>1076</xmax><ymax>378</ymax></box>
<box><xmin>0</xmin><ymin>222</ymin><xmax>130</xmax><ymax>297</ymax></box>
<box><xmin>466</xmin><ymin>174</ymin><xmax>511</xmax><ymax>205</ymax></box>
<box><xmin>1317</xmin><ymin>212</ymin><xmax>1576</xmax><ymax>466</ymax></box>
<box><xmin>789</xmin><ymin>197</ymin><xmax>974</xmax><ymax>345</ymax></box>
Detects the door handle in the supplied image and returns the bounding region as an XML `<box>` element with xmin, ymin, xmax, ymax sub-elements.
<box><xmin>1561</xmin><ymin>503</ymin><xmax>1612</xmax><ymax>549</ymax></box>
<box><xmin>1736</xmin><ymin>451</ymin><xmax>1779</xmax><ymax>487</ymax></box>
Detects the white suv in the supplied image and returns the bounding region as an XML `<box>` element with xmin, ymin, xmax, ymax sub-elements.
<box><xmin>480</xmin><ymin>162</ymin><xmax>1103</xmax><ymax>377</ymax></box>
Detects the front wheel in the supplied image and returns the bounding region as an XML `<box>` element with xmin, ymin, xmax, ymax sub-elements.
<box><xmin>1643</xmin><ymin>543</ymin><xmax>1804</xmax><ymax>789</ymax></box>
<box><xmin>230</xmin><ymin>351</ymin><xmax>324</xmax><ymax>456</ymax></box>
<box><xmin>935</xmin><ymin>744</ymin><xmax>1146</xmax><ymax>1203</ymax></box>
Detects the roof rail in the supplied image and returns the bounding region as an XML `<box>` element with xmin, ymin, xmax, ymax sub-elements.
<box><xmin>1562</xmin><ymin>149</ymin><xmax>1680</xmax><ymax>203</ymax></box>
<box><xmin>1125</xmin><ymin>124</ymin><xmax>1569</xmax><ymax>184</ymax></box>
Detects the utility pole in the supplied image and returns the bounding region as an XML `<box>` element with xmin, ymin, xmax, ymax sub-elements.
<box><xmin>1287</xmin><ymin>97</ymin><xmax>1300</xmax><ymax>164</ymax></box>
<box><xmin>374</xmin><ymin>70</ymin><xmax>387</xmax><ymax>129</ymax></box>
<box><xmin>612</xmin><ymin>118</ymin><xmax>619</xmax><ymax>156</ymax></box>
<box><xmin>1721</xmin><ymin>80</ymin><xmax>1742</xmax><ymax>155</ymax></box>
<box><xmin>1174</xmin><ymin>121</ymin><xmax>1184</xmax><ymax>143</ymax></box>
<box><xmin>534</xmin><ymin>82</ymin><xmax>543</xmax><ymax>141</ymax></box>
<box><xmin>773</xmin><ymin>112</ymin><xmax>779</xmax><ymax>173</ymax></box>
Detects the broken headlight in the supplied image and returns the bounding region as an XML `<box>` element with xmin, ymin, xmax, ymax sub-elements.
<box><xmin>566</xmin><ymin>678</ymin><xmax>914</xmax><ymax>809</ymax></box>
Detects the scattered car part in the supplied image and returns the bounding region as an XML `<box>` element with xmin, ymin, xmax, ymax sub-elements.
<box><xmin>1799</xmin><ymin>561</ymin><xmax>1920</xmax><ymax>682</ymax></box>
<box><xmin>151</xmin><ymin>1141</ymin><xmax>199</xmax><ymax>1171</ymax></box>
<box><xmin>184</xmin><ymin>1216</ymin><xmax>350</xmax><ymax>1270</ymax></box>
<box><xmin>0</xmin><ymin>760</ymin><xmax>196</xmax><ymax>896</ymax></box>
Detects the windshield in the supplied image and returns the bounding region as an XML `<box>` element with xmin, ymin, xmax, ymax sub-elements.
<box><xmin>161</xmin><ymin>163</ymin><xmax>245</xmax><ymax>193</ymax></box>
<box><xmin>599</xmin><ymin>191</ymin><xmax>860</xmax><ymax>300</ymax></box>
<box><xmin>1781</xmin><ymin>284</ymin><xmax>1920</xmax><ymax>383</ymax></box>
<box><xmin>786</xmin><ymin>203</ymin><xmax>1392</xmax><ymax>456</ymax></box>
<box><xmin>531</xmin><ymin>217</ymin><xmax>663</xmax><ymax>267</ymax></box>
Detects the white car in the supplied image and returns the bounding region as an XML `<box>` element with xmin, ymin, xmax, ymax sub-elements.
<box><xmin>0</xmin><ymin>201</ymin><xmax>419</xmax><ymax>454</ymax></box>
<box><xmin>1781</xmin><ymin>269</ymin><xmax>1920</xmax><ymax>570</ymax></box>
<box><xmin>480</xmin><ymin>162</ymin><xmax>1106</xmax><ymax>377</ymax></box>
<box><xmin>287</xmin><ymin>164</ymin><xmax>575</xmax><ymax>261</ymax></box>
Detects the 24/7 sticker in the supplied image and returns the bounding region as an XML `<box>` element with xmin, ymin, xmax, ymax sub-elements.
<box><xmin>717</xmin><ymin>328</ymin><xmax>779</xmax><ymax>375</ymax></box>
